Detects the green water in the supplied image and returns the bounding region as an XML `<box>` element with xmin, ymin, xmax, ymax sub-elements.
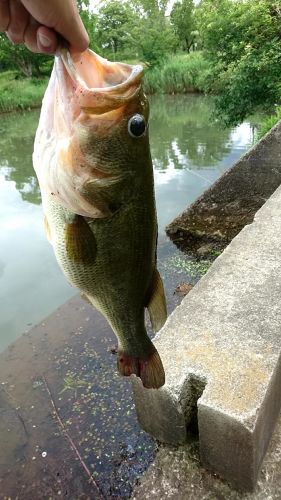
<box><xmin>0</xmin><ymin>95</ymin><xmax>257</xmax><ymax>352</ymax></box>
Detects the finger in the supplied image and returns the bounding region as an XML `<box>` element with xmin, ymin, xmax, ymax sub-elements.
<box><xmin>23</xmin><ymin>16</ymin><xmax>40</xmax><ymax>52</ymax></box>
<box><xmin>36</xmin><ymin>25</ymin><xmax>58</xmax><ymax>54</ymax></box>
<box><xmin>21</xmin><ymin>0</ymin><xmax>89</xmax><ymax>52</ymax></box>
<box><xmin>0</xmin><ymin>0</ymin><xmax>10</xmax><ymax>32</ymax></box>
<box><xmin>54</xmin><ymin>1</ymin><xmax>89</xmax><ymax>52</ymax></box>
<box><xmin>6</xmin><ymin>0</ymin><xmax>29</xmax><ymax>43</ymax></box>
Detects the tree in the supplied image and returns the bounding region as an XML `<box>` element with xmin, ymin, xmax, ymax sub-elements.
<box><xmin>131</xmin><ymin>0</ymin><xmax>169</xmax><ymax>17</ymax></box>
<box><xmin>129</xmin><ymin>0</ymin><xmax>178</xmax><ymax>65</ymax></box>
<box><xmin>0</xmin><ymin>33</ymin><xmax>50</xmax><ymax>77</ymax></box>
<box><xmin>131</xmin><ymin>16</ymin><xmax>178</xmax><ymax>66</ymax></box>
<box><xmin>197</xmin><ymin>0</ymin><xmax>281</xmax><ymax>125</ymax></box>
<box><xmin>96</xmin><ymin>2</ymin><xmax>135</xmax><ymax>55</ymax></box>
<box><xmin>170</xmin><ymin>0</ymin><xmax>196</xmax><ymax>52</ymax></box>
<box><xmin>77</xmin><ymin>0</ymin><xmax>101</xmax><ymax>53</ymax></box>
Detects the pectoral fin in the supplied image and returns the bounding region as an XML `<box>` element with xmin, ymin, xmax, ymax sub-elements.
<box><xmin>146</xmin><ymin>268</ymin><xmax>167</xmax><ymax>332</ymax></box>
<box><xmin>65</xmin><ymin>215</ymin><xmax>96</xmax><ymax>265</ymax></box>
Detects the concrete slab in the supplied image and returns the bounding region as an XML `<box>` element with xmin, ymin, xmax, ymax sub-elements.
<box><xmin>132</xmin><ymin>412</ymin><xmax>281</xmax><ymax>499</ymax></box>
<box><xmin>132</xmin><ymin>185</ymin><xmax>281</xmax><ymax>490</ymax></box>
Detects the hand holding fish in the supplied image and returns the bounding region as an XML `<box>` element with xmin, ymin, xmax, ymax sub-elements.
<box><xmin>0</xmin><ymin>0</ymin><xmax>89</xmax><ymax>54</ymax></box>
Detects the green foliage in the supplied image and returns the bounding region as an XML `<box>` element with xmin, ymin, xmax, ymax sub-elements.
<box><xmin>131</xmin><ymin>0</ymin><xmax>169</xmax><ymax>17</ymax></box>
<box><xmin>0</xmin><ymin>72</ymin><xmax>48</xmax><ymax>112</ymax></box>
<box><xmin>0</xmin><ymin>33</ymin><xmax>52</xmax><ymax>77</ymax></box>
<box><xmin>130</xmin><ymin>0</ymin><xmax>179</xmax><ymax>65</ymax></box>
<box><xmin>144</xmin><ymin>52</ymin><xmax>211</xmax><ymax>94</ymax></box>
<box><xmin>197</xmin><ymin>0</ymin><xmax>281</xmax><ymax>125</ymax></box>
<box><xmin>170</xmin><ymin>0</ymin><xmax>197</xmax><ymax>52</ymax></box>
<box><xmin>257</xmin><ymin>106</ymin><xmax>281</xmax><ymax>140</ymax></box>
<box><xmin>131</xmin><ymin>17</ymin><xmax>178</xmax><ymax>66</ymax></box>
<box><xmin>96</xmin><ymin>0</ymin><xmax>177</xmax><ymax>66</ymax></box>
<box><xmin>96</xmin><ymin>1</ymin><xmax>135</xmax><ymax>55</ymax></box>
<box><xmin>78</xmin><ymin>2</ymin><xmax>100</xmax><ymax>53</ymax></box>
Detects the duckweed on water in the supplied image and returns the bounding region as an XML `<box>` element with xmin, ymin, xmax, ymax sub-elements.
<box><xmin>59</xmin><ymin>372</ymin><xmax>88</xmax><ymax>398</ymax></box>
<box><xmin>46</xmin><ymin>335</ymin><xmax>156</xmax><ymax>498</ymax></box>
<box><xmin>166</xmin><ymin>255</ymin><xmax>212</xmax><ymax>279</ymax></box>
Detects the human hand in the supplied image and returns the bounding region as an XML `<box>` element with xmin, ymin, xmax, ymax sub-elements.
<box><xmin>0</xmin><ymin>0</ymin><xmax>89</xmax><ymax>54</ymax></box>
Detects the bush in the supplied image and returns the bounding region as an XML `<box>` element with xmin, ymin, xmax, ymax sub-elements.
<box><xmin>0</xmin><ymin>73</ymin><xmax>48</xmax><ymax>113</ymax></box>
<box><xmin>144</xmin><ymin>52</ymin><xmax>211</xmax><ymax>94</ymax></box>
<box><xmin>197</xmin><ymin>0</ymin><xmax>281</xmax><ymax>125</ymax></box>
<box><xmin>257</xmin><ymin>106</ymin><xmax>281</xmax><ymax>140</ymax></box>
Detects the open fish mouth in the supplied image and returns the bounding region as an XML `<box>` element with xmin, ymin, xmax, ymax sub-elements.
<box><xmin>34</xmin><ymin>48</ymin><xmax>147</xmax><ymax>219</ymax></box>
<box><xmin>59</xmin><ymin>48</ymin><xmax>144</xmax><ymax>114</ymax></box>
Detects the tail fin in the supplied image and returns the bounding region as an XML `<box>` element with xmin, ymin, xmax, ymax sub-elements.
<box><xmin>117</xmin><ymin>348</ymin><xmax>165</xmax><ymax>389</ymax></box>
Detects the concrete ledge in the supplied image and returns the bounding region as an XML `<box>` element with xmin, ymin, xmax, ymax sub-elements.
<box><xmin>133</xmin><ymin>185</ymin><xmax>281</xmax><ymax>490</ymax></box>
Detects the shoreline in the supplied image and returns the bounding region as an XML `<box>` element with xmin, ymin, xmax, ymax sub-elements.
<box><xmin>0</xmin><ymin>103</ymin><xmax>42</xmax><ymax>115</ymax></box>
<box><xmin>0</xmin><ymin>89</ymin><xmax>206</xmax><ymax>115</ymax></box>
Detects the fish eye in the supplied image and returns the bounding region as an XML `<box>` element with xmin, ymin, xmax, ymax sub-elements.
<box><xmin>128</xmin><ymin>114</ymin><xmax>146</xmax><ymax>138</ymax></box>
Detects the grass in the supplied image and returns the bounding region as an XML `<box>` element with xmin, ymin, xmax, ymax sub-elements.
<box><xmin>0</xmin><ymin>71</ymin><xmax>48</xmax><ymax>113</ymax></box>
<box><xmin>143</xmin><ymin>52</ymin><xmax>212</xmax><ymax>95</ymax></box>
<box><xmin>256</xmin><ymin>106</ymin><xmax>281</xmax><ymax>140</ymax></box>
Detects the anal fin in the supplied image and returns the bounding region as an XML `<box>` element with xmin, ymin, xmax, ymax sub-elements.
<box><xmin>44</xmin><ymin>215</ymin><xmax>52</xmax><ymax>243</ymax></box>
<box><xmin>146</xmin><ymin>268</ymin><xmax>167</xmax><ymax>332</ymax></box>
<box><xmin>80</xmin><ymin>292</ymin><xmax>92</xmax><ymax>304</ymax></box>
<box><xmin>65</xmin><ymin>215</ymin><xmax>96</xmax><ymax>265</ymax></box>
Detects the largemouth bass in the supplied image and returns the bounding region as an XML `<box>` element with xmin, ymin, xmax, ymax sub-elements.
<box><xmin>33</xmin><ymin>49</ymin><xmax>167</xmax><ymax>389</ymax></box>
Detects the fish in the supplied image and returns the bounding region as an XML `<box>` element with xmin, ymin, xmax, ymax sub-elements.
<box><xmin>33</xmin><ymin>48</ymin><xmax>167</xmax><ymax>389</ymax></box>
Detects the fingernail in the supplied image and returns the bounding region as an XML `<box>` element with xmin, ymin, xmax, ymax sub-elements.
<box><xmin>37</xmin><ymin>32</ymin><xmax>52</xmax><ymax>48</ymax></box>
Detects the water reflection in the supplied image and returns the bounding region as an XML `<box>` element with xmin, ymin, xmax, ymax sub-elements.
<box><xmin>0</xmin><ymin>96</ymin><xmax>257</xmax><ymax>352</ymax></box>
<box><xmin>0</xmin><ymin>111</ymin><xmax>75</xmax><ymax>351</ymax></box>
<box><xmin>150</xmin><ymin>95</ymin><xmax>232</xmax><ymax>168</ymax></box>
<box><xmin>149</xmin><ymin>95</ymin><xmax>256</xmax><ymax>231</ymax></box>
<box><xmin>0</xmin><ymin>111</ymin><xmax>41</xmax><ymax>204</ymax></box>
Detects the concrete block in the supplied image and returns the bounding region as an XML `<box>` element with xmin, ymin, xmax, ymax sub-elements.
<box><xmin>132</xmin><ymin>185</ymin><xmax>281</xmax><ymax>490</ymax></box>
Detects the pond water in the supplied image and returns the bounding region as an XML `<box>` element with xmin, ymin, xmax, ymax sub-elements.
<box><xmin>0</xmin><ymin>94</ymin><xmax>259</xmax><ymax>498</ymax></box>
<box><xmin>0</xmin><ymin>94</ymin><xmax>257</xmax><ymax>353</ymax></box>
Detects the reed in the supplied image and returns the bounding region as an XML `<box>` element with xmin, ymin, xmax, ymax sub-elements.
<box><xmin>144</xmin><ymin>52</ymin><xmax>211</xmax><ymax>95</ymax></box>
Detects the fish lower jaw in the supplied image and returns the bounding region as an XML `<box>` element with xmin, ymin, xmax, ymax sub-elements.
<box><xmin>117</xmin><ymin>348</ymin><xmax>165</xmax><ymax>389</ymax></box>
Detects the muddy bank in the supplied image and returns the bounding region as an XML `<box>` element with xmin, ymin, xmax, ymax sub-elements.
<box><xmin>166</xmin><ymin>121</ymin><xmax>281</xmax><ymax>255</ymax></box>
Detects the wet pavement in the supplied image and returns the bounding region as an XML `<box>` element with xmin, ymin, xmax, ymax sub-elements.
<box><xmin>0</xmin><ymin>295</ymin><xmax>155</xmax><ymax>499</ymax></box>
<box><xmin>0</xmin><ymin>239</ymin><xmax>213</xmax><ymax>499</ymax></box>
